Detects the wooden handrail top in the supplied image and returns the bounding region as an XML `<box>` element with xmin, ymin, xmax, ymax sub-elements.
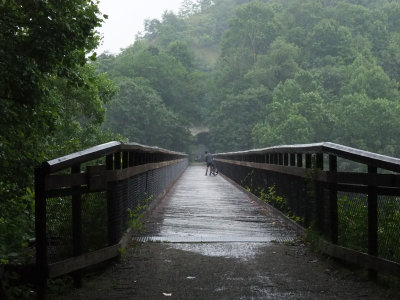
<box><xmin>215</xmin><ymin>142</ymin><xmax>400</xmax><ymax>173</ymax></box>
<box><xmin>43</xmin><ymin>141</ymin><xmax>187</xmax><ymax>173</ymax></box>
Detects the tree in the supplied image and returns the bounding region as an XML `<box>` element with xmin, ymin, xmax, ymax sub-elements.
<box><xmin>307</xmin><ymin>19</ymin><xmax>352</xmax><ymax>61</ymax></box>
<box><xmin>105</xmin><ymin>79</ymin><xmax>192</xmax><ymax>152</ymax></box>
<box><xmin>380</xmin><ymin>33</ymin><xmax>400</xmax><ymax>82</ymax></box>
<box><xmin>340</xmin><ymin>55</ymin><xmax>399</xmax><ymax>101</ymax></box>
<box><xmin>0</xmin><ymin>0</ymin><xmax>111</xmax><ymax>264</ymax></box>
<box><xmin>102</xmin><ymin>41</ymin><xmax>206</xmax><ymax>124</ymax></box>
<box><xmin>224</xmin><ymin>0</ymin><xmax>277</xmax><ymax>64</ymax></box>
<box><xmin>333</xmin><ymin>94</ymin><xmax>400</xmax><ymax>156</ymax></box>
<box><xmin>0</xmin><ymin>0</ymin><xmax>104</xmax><ymax>106</ymax></box>
<box><xmin>252</xmin><ymin>73</ymin><xmax>334</xmax><ymax>148</ymax></box>
<box><xmin>245</xmin><ymin>38</ymin><xmax>301</xmax><ymax>89</ymax></box>
<box><xmin>208</xmin><ymin>86</ymin><xmax>269</xmax><ymax>152</ymax></box>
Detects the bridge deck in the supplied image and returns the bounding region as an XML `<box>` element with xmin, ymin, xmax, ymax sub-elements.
<box><xmin>65</xmin><ymin>165</ymin><xmax>396</xmax><ymax>299</ymax></box>
<box><xmin>140</xmin><ymin>165</ymin><xmax>297</xmax><ymax>243</ymax></box>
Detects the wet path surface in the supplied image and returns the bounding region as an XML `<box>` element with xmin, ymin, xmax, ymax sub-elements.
<box><xmin>140</xmin><ymin>165</ymin><xmax>297</xmax><ymax>244</ymax></box>
<box><xmin>63</xmin><ymin>165</ymin><xmax>398</xmax><ymax>299</ymax></box>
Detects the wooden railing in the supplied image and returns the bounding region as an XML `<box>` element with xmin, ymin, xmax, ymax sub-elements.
<box><xmin>214</xmin><ymin>142</ymin><xmax>400</xmax><ymax>279</ymax></box>
<box><xmin>35</xmin><ymin>141</ymin><xmax>188</xmax><ymax>298</ymax></box>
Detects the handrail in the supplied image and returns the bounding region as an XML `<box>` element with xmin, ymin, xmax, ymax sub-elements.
<box><xmin>214</xmin><ymin>141</ymin><xmax>400</xmax><ymax>280</ymax></box>
<box><xmin>35</xmin><ymin>141</ymin><xmax>188</xmax><ymax>298</ymax></box>
<box><xmin>44</xmin><ymin>141</ymin><xmax>187</xmax><ymax>172</ymax></box>
<box><xmin>215</xmin><ymin>142</ymin><xmax>400</xmax><ymax>172</ymax></box>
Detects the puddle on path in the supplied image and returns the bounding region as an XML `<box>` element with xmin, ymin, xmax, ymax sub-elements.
<box><xmin>167</xmin><ymin>242</ymin><xmax>269</xmax><ymax>261</ymax></box>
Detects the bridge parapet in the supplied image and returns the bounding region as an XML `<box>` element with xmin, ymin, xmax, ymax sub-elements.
<box><xmin>214</xmin><ymin>142</ymin><xmax>400</xmax><ymax>280</ymax></box>
<box><xmin>34</xmin><ymin>141</ymin><xmax>188</xmax><ymax>297</ymax></box>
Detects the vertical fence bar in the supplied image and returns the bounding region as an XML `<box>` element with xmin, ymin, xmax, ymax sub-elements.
<box><xmin>368</xmin><ymin>165</ymin><xmax>378</xmax><ymax>279</ymax></box>
<box><xmin>315</xmin><ymin>153</ymin><xmax>324</xmax><ymax>234</ymax></box>
<box><xmin>35</xmin><ymin>166</ymin><xmax>48</xmax><ymax>299</ymax></box>
<box><xmin>71</xmin><ymin>164</ymin><xmax>82</xmax><ymax>288</ymax></box>
<box><xmin>329</xmin><ymin>155</ymin><xmax>338</xmax><ymax>244</ymax></box>
<box><xmin>305</xmin><ymin>154</ymin><xmax>312</xmax><ymax>227</ymax></box>
<box><xmin>106</xmin><ymin>154</ymin><xmax>118</xmax><ymax>245</ymax></box>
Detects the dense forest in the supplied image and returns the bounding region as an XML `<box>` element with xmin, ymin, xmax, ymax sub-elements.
<box><xmin>2</xmin><ymin>0</ymin><xmax>400</xmax><ymax>280</ymax></box>
<box><xmin>98</xmin><ymin>0</ymin><xmax>400</xmax><ymax>156</ymax></box>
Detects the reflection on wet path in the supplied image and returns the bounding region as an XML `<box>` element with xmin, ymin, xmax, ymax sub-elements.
<box><xmin>139</xmin><ymin>165</ymin><xmax>298</xmax><ymax>258</ymax></box>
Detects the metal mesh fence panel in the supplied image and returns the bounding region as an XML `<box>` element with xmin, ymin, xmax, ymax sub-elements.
<box><xmin>81</xmin><ymin>192</ymin><xmax>108</xmax><ymax>253</ymax></box>
<box><xmin>46</xmin><ymin>196</ymin><xmax>73</xmax><ymax>263</ymax></box>
<box><xmin>107</xmin><ymin>159</ymin><xmax>188</xmax><ymax>244</ymax></box>
<box><xmin>218</xmin><ymin>160</ymin><xmax>400</xmax><ymax>266</ymax></box>
<box><xmin>377</xmin><ymin>195</ymin><xmax>400</xmax><ymax>263</ymax></box>
<box><xmin>44</xmin><ymin>159</ymin><xmax>188</xmax><ymax>264</ymax></box>
<box><xmin>216</xmin><ymin>161</ymin><xmax>311</xmax><ymax>227</ymax></box>
<box><xmin>337</xmin><ymin>191</ymin><xmax>368</xmax><ymax>253</ymax></box>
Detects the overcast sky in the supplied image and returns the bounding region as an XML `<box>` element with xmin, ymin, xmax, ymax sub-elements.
<box><xmin>96</xmin><ymin>0</ymin><xmax>183</xmax><ymax>54</ymax></box>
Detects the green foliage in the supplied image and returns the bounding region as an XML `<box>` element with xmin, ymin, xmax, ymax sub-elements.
<box><xmin>96</xmin><ymin>39</ymin><xmax>210</xmax><ymax>152</ymax></box>
<box><xmin>128</xmin><ymin>195</ymin><xmax>153</xmax><ymax>234</ymax></box>
<box><xmin>127</xmin><ymin>0</ymin><xmax>400</xmax><ymax>156</ymax></box>
<box><xmin>209</xmin><ymin>86</ymin><xmax>269</xmax><ymax>152</ymax></box>
<box><xmin>336</xmin><ymin>194</ymin><xmax>400</xmax><ymax>263</ymax></box>
<box><xmin>0</xmin><ymin>185</ymin><xmax>35</xmax><ymax>264</ymax></box>
<box><xmin>259</xmin><ymin>186</ymin><xmax>287</xmax><ymax>212</ymax></box>
<box><xmin>337</xmin><ymin>195</ymin><xmax>369</xmax><ymax>252</ymax></box>
<box><xmin>2</xmin><ymin>270</ymin><xmax>36</xmax><ymax>299</ymax></box>
<box><xmin>0</xmin><ymin>0</ymin><xmax>104</xmax><ymax>106</ymax></box>
<box><xmin>0</xmin><ymin>0</ymin><xmax>120</xmax><ymax>266</ymax></box>
<box><xmin>333</xmin><ymin>94</ymin><xmax>400</xmax><ymax>156</ymax></box>
<box><xmin>378</xmin><ymin>198</ymin><xmax>400</xmax><ymax>262</ymax></box>
<box><xmin>104</xmin><ymin>78</ymin><xmax>193</xmax><ymax>152</ymax></box>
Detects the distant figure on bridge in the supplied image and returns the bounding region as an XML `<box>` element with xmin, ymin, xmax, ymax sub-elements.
<box><xmin>205</xmin><ymin>151</ymin><xmax>213</xmax><ymax>176</ymax></box>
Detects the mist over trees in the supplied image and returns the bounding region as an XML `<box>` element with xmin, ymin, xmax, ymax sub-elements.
<box><xmin>100</xmin><ymin>0</ymin><xmax>400</xmax><ymax>157</ymax></box>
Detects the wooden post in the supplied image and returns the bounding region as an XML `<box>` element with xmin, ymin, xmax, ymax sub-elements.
<box><xmin>71</xmin><ymin>164</ymin><xmax>82</xmax><ymax>288</ymax></box>
<box><xmin>329</xmin><ymin>155</ymin><xmax>338</xmax><ymax>244</ymax></box>
<box><xmin>368</xmin><ymin>165</ymin><xmax>378</xmax><ymax>280</ymax></box>
<box><xmin>35</xmin><ymin>166</ymin><xmax>48</xmax><ymax>299</ymax></box>
<box><xmin>304</xmin><ymin>154</ymin><xmax>312</xmax><ymax>227</ymax></box>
